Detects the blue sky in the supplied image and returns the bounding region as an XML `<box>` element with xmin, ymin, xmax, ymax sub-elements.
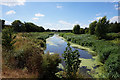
<box><xmin>1</xmin><ymin>1</ymin><xmax>120</xmax><ymax>30</ymax></box>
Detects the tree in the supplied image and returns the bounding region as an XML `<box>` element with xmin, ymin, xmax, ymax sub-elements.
<box><xmin>109</xmin><ymin>21</ymin><xmax>120</xmax><ymax>33</ymax></box>
<box><xmin>2</xmin><ymin>28</ymin><xmax>16</xmax><ymax>51</ymax></box>
<box><xmin>0</xmin><ymin>19</ymin><xmax>5</xmax><ymax>30</ymax></box>
<box><xmin>80</xmin><ymin>28</ymin><xmax>85</xmax><ymax>34</ymax></box>
<box><xmin>84</xmin><ymin>27</ymin><xmax>89</xmax><ymax>34</ymax></box>
<box><xmin>73</xmin><ymin>24</ymin><xmax>80</xmax><ymax>34</ymax></box>
<box><xmin>95</xmin><ymin>16</ymin><xmax>109</xmax><ymax>39</ymax></box>
<box><xmin>62</xmin><ymin>43</ymin><xmax>81</xmax><ymax>78</ymax></box>
<box><xmin>24</xmin><ymin>22</ymin><xmax>45</xmax><ymax>32</ymax></box>
<box><xmin>89</xmin><ymin>21</ymin><xmax>97</xmax><ymax>35</ymax></box>
<box><xmin>12</xmin><ymin>20</ymin><xmax>26</xmax><ymax>32</ymax></box>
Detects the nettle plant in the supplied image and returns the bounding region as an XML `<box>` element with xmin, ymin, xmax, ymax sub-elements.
<box><xmin>62</xmin><ymin>43</ymin><xmax>81</xmax><ymax>78</ymax></box>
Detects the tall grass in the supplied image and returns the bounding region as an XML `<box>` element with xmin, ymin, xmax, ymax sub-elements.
<box><xmin>59</xmin><ymin>32</ymin><xmax>120</xmax><ymax>79</ymax></box>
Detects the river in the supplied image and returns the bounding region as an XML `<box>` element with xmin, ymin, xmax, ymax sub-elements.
<box><xmin>45</xmin><ymin>34</ymin><xmax>93</xmax><ymax>59</ymax></box>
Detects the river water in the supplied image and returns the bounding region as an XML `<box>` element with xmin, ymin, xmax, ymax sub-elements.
<box><xmin>45</xmin><ymin>34</ymin><xmax>92</xmax><ymax>59</ymax></box>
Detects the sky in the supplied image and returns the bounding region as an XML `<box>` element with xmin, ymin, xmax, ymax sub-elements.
<box><xmin>0</xmin><ymin>0</ymin><xmax>120</xmax><ymax>30</ymax></box>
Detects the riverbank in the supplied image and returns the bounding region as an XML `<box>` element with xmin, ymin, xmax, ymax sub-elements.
<box><xmin>58</xmin><ymin>33</ymin><xmax>105</xmax><ymax>78</ymax></box>
<box><xmin>58</xmin><ymin>35</ymin><xmax>96</xmax><ymax>55</ymax></box>
<box><xmin>59</xmin><ymin>32</ymin><xmax>120</xmax><ymax>79</ymax></box>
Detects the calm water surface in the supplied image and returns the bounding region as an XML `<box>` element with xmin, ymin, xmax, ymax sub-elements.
<box><xmin>45</xmin><ymin>34</ymin><xmax>92</xmax><ymax>59</ymax></box>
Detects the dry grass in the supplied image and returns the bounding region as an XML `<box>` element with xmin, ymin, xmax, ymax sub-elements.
<box><xmin>2</xmin><ymin>61</ymin><xmax>38</xmax><ymax>78</ymax></box>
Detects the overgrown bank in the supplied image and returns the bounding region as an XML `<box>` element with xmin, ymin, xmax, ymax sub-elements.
<box><xmin>59</xmin><ymin>32</ymin><xmax>120</xmax><ymax>79</ymax></box>
<box><xmin>2</xmin><ymin>29</ymin><xmax>62</xmax><ymax>79</ymax></box>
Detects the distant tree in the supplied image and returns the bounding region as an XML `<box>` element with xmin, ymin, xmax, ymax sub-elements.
<box><xmin>38</xmin><ymin>26</ymin><xmax>45</xmax><ymax>32</ymax></box>
<box><xmin>12</xmin><ymin>20</ymin><xmax>26</xmax><ymax>32</ymax></box>
<box><xmin>80</xmin><ymin>28</ymin><xmax>85</xmax><ymax>34</ymax></box>
<box><xmin>89</xmin><ymin>21</ymin><xmax>97</xmax><ymax>35</ymax></box>
<box><xmin>0</xmin><ymin>19</ymin><xmax>5</xmax><ymax>29</ymax></box>
<box><xmin>24</xmin><ymin>22</ymin><xmax>45</xmax><ymax>32</ymax></box>
<box><xmin>73</xmin><ymin>24</ymin><xmax>80</xmax><ymax>34</ymax></box>
<box><xmin>46</xmin><ymin>29</ymin><xmax>51</xmax><ymax>32</ymax></box>
<box><xmin>109</xmin><ymin>21</ymin><xmax>120</xmax><ymax>33</ymax></box>
<box><xmin>85</xmin><ymin>27</ymin><xmax>89</xmax><ymax>34</ymax></box>
<box><xmin>95</xmin><ymin>16</ymin><xmax>109</xmax><ymax>39</ymax></box>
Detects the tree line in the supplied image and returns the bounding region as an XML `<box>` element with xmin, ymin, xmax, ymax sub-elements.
<box><xmin>0</xmin><ymin>20</ymin><xmax>45</xmax><ymax>32</ymax></box>
<box><xmin>73</xmin><ymin>16</ymin><xmax>120</xmax><ymax>39</ymax></box>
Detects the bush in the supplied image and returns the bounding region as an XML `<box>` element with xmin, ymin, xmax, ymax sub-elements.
<box><xmin>2</xmin><ymin>28</ymin><xmax>16</xmax><ymax>51</ymax></box>
<box><xmin>41</xmin><ymin>53</ymin><xmax>61</xmax><ymax>78</ymax></box>
<box><xmin>98</xmin><ymin>45</ymin><xmax>119</xmax><ymax>63</ymax></box>
<box><xmin>104</xmin><ymin>53</ymin><xmax>120</xmax><ymax>79</ymax></box>
<box><xmin>62</xmin><ymin>43</ymin><xmax>81</xmax><ymax>78</ymax></box>
<box><xmin>26</xmin><ymin>51</ymin><xmax>43</xmax><ymax>74</ymax></box>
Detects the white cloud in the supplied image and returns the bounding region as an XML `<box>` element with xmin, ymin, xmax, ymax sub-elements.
<box><xmin>96</xmin><ymin>13</ymin><xmax>101</xmax><ymax>16</ymax></box>
<box><xmin>115</xmin><ymin>7</ymin><xmax>120</xmax><ymax>10</ymax></box>
<box><xmin>32</xmin><ymin>17</ymin><xmax>39</xmax><ymax>21</ymax></box>
<box><xmin>81</xmin><ymin>24</ymin><xmax>89</xmax><ymax>28</ymax></box>
<box><xmin>88</xmin><ymin>20</ymin><xmax>95</xmax><ymax>23</ymax></box>
<box><xmin>42</xmin><ymin>20</ymin><xmax>87</xmax><ymax>30</ymax></box>
<box><xmin>110</xmin><ymin>16</ymin><xmax>120</xmax><ymax>23</ymax></box>
<box><xmin>0</xmin><ymin>0</ymin><xmax>26</xmax><ymax>7</ymax></box>
<box><xmin>56</xmin><ymin>4</ymin><xmax>63</xmax><ymax>8</ymax></box>
<box><xmin>59</xmin><ymin>20</ymin><xmax>72</xmax><ymax>25</ymax></box>
<box><xmin>114</xmin><ymin>4</ymin><xmax>120</xmax><ymax>10</ymax></box>
<box><xmin>6</xmin><ymin>10</ymin><xmax>16</xmax><ymax>15</ymax></box>
<box><xmin>112</xmin><ymin>0</ymin><xmax>119</xmax><ymax>2</ymax></box>
<box><xmin>35</xmin><ymin>13</ymin><xmax>45</xmax><ymax>17</ymax></box>
<box><xmin>56</xmin><ymin>5</ymin><xmax>63</xmax><ymax>8</ymax></box>
<box><xmin>96</xmin><ymin>17</ymin><xmax>102</xmax><ymax>20</ymax></box>
<box><xmin>114</xmin><ymin>4</ymin><xmax>118</xmax><ymax>7</ymax></box>
<box><xmin>5</xmin><ymin>21</ymin><xmax>12</xmax><ymax>25</ymax></box>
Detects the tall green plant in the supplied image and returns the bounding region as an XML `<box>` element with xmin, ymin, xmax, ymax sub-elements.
<box><xmin>62</xmin><ymin>43</ymin><xmax>81</xmax><ymax>78</ymax></box>
<box><xmin>95</xmin><ymin>16</ymin><xmax>109</xmax><ymax>39</ymax></box>
<box><xmin>2</xmin><ymin>28</ymin><xmax>16</xmax><ymax>51</ymax></box>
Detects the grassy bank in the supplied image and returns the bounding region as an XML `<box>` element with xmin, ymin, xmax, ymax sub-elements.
<box><xmin>59</xmin><ymin>32</ymin><xmax>120</xmax><ymax>79</ymax></box>
<box><xmin>2</xmin><ymin>32</ymin><xmax>62</xmax><ymax>79</ymax></box>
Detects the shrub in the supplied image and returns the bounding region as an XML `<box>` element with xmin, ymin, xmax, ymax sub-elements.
<box><xmin>104</xmin><ymin>53</ymin><xmax>120</xmax><ymax>79</ymax></box>
<box><xmin>98</xmin><ymin>45</ymin><xmax>119</xmax><ymax>63</ymax></box>
<box><xmin>62</xmin><ymin>43</ymin><xmax>81</xmax><ymax>78</ymax></box>
<box><xmin>26</xmin><ymin>51</ymin><xmax>43</xmax><ymax>74</ymax></box>
<box><xmin>2</xmin><ymin>28</ymin><xmax>16</xmax><ymax>51</ymax></box>
<box><xmin>41</xmin><ymin>53</ymin><xmax>61</xmax><ymax>78</ymax></box>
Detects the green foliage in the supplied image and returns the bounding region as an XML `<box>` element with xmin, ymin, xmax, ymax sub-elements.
<box><xmin>59</xmin><ymin>32</ymin><xmax>120</xmax><ymax>79</ymax></box>
<box><xmin>62</xmin><ymin>43</ymin><xmax>81</xmax><ymax>78</ymax></box>
<box><xmin>98</xmin><ymin>45</ymin><xmax>119</xmax><ymax>63</ymax></box>
<box><xmin>80</xmin><ymin>28</ymin><xmax>85</xmax><ymax>34</ymax></box>
<box><xmin>11</xmin><ymin>20</ymin><xmax>45</xmax><ymax>32</ymax></box>
<box><xmin>21</xmin><ymin>32</ymin><xmax>53</xmax><ymax>41</ymax></box>
<box><xmin>95</xmin><ymin>16</ymin><xmax>109</xmax><ymax>39</ymax></box>
<box><xmin>26</xmin><ymin>48</ymin><xmax>43</xmax><ymax>73</ymax></box>
<box><xmin>89</xmin><ymin>21</ymin><xmax>97</xmax><ymax>35</ymax></box>
<box><xmin>104</xmin><ymin>53</ymin><xmax>120</xmax><ymax>79</ymax></box>
<box><xmin>0</xmin><ymin>19</ymin><xmax>5</xmax><ymax>29</ymax></box>
<box><xmin>24</xmin><ymin>22</ymin><xmax>45</xmax><ymax>32</ymax></box>
<box><xmin>73</xmin><ymin>24</ymin><xmax>80</xmax><ymax>34</ymax></box>
<box><xmin>12</xmin><ymin>20</ymin><xmax>26</xmax><ymax>32</ymax></box>
<box><xmin>41</xmin><ymin>53</ymin><xmax>61</xmax><ymax>78</ymax></box>
<box><xmin>106</xmin><ymin>33</ymin><xmax>120</xmax><ymax>40</ymax></box>
<box><xmin>108</xmin><ymin>21</ymin><xmax>120</xmax><ymax>33</ymax></box>
<box><xmin>2</xmin><ymin>28</ymin><xmax>16</xmax><ymax>51</ymax></box>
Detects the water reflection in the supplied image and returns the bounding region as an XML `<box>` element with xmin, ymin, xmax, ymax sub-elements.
<box><xmin>45</xmin><ymin>34</ymin><xmax>92</xmax><ymax>59</ymax></box>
